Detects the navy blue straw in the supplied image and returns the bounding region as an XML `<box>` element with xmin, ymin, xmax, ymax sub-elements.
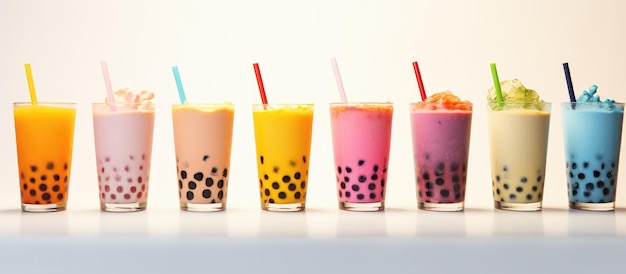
<box><xmin>563</xmin><ymin>62</ymin><xmax>576</xmax><ymax>103</ymax></box>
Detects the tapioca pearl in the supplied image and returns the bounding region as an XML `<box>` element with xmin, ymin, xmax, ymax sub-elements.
<box><xmin>371</xmin><ymin>174</ymin><xmax>379</xmax><ymax>180</ymax></box>
<box><xmin>289</xmin><ymin>161</ymin><xmax>296</xmax><ymax>167</ymax></box>
<box><xmin>611</xmin><ymin>179</ymin><xmax>616</xmax><ymax>186</ymax></box>
<box><xmin>101</xmin><ymin>167</ymin><xmax>105</xmax><ymax>173</ymax></box>
<box><xmin>373</xmin><ymin>165</ymin><xmax>379</xmax><ymax>172</ymax></box>
<box><xmin>450</xmin><ymin>162</ymin><xmax>459</xmax><ymax>172</ymax></box>
<box><xmin>264</xmin><ymin>189</ymin><xmax>270</xmax><ymax>196</ymax></box>
<box><xmin>301</xmin><ymin>181</ymin><xmax>306</xmax><ymax>189</ymax></box>
<box><xmin>22</xmin><ymin>183</ymin><xmax>27</xmax><ymax>190</ymax></box>
<box><xmin>346</xmin><ymin>167</ymin><xmax>352</xmax><ymax>173</ymax></box>
<box><xmin>104</xmin><ymin>185</ymin><xmax>110</xmax><ymax>192</ymax></box>
<box><xmin>295</xmin><ymin>191</ymin><xmax>302</xmax><ymax>199</ymax></box>
<box><xmin>526</xmin><ymin>194</ymin><xmax>533</xmax><ymax>200</ymax></box>
<box><xmin>41</xmin><ymin>193</ymin><xmax>51</xmax><ymax>201</ymax></box>
<box><xmin>435</xmin><ymin>178</ymin><xmax>444</xmax><ymax>185</ymax></box>
<box><xmin>202</xmin><ymin>155</ymin><xmax>209</xmax><ymax>161</ymax></box>
<box><xmin>260</xmin><ymin>156</ymin><xmax>264</xmax><ymax>164</ymax></box>
<box><xmin>139</xmin><ymin>165</ymin><xmax>144</xmax><ymax>171</ymax></box>
<box><xmin>345</xmin><ymin>191</ymin><xmax>351</xmax><ymax>198</ymax></box>
<box><xmin>259</xmin><ymin>179</ymin><xmax>263</xmax><ymax>187</ymax></box>
<box><xmin>278</xmin><ymin>192</ymin><xmax>287</xmax><ymax>199</ymax></box>
<box><xmin>516</xmin><ymin>187</ymin><xmax>523</xmax><ymax>193</ymax></box>
<box><xmin>39</xmin><ymin>184</ymin><xmax>47</xmax><ymax>192</ymax></box>
<box><xmin>496</xmin><ymin>188</ymin><xmax>501</xmax><ymax>195</ymax></box>
<box><xmin>282</xmin><ymin>175</ymin><xmax>291</xmax><ymax>183</ymax></box>
<box><xmin>584</xmin><ymin>191</ymin><xmax>591</xmax><ymax>197</ymax></box>
<box><xmin>40</xmin><ymin>175</ymin><xmax>47</xmax><ymax>181</ymax></box>
<box><xmin>573</xmin><ymin>190</ymin><xmax>578</xmax><ymax>196</ymax></box>
<box><xmin>138</xmin><ymin>177</ymin><xmax>143</xmax><ymax>183</ymax></box>
<box><xmin>369</xmin><ymin>193</ymin><xmax>376</xmax><ymax>199</ymax></box>
<box><xmin>418</xmin><ymin>190</ymin><xmax>422</xmax><ymax>197</ymax></box>
<box><xmin>509</xmin><ymin>194</ymin><xmax>516</xmax><ymax>200</ymax></box>
<box><xmin>440</xmin><ymin>189</ymin><xmax>450</xmax><ymax>197</ymax></box>
<box><xmin>337</xmin><ymin>166</ymin><xmax>342</xmax><ymax>174</ymax></box>
<box><xmin>272</xmin><ymin>166</ymin><xmax>279</xmax><ymax>173</ymax></box>
<box><xmin>343</xmin><ymin>176</ymin><xmax>350</xmax><ymax>183</ymax></box>
<box><xmin>593</xmin><ymin>170</ymin><xmax>601</xmax><ymax>178</ymax></box>
<box><xmin>206</xmin><ymin>178</ymin><xmax>214</xmax><ymax>187</ymax></box>
<box><xmin>502</xmin><ymin>166</ymin><xmax>508</xmax><ymax>172</ymax></box>
<box><xmin>29</xmin><ymin>177</ymin><xmax>35</xmax><ymax>183</ymax></box>
<box><xmin>340</xmin><ymin>182</ymin><xmax>346</xmax><ymax>189</ymax></box>
<box><xmin>302</xmin><ymin>155</ymin><xmax>307</xmax><ymax>163</ymax></box>
<box><xmin>425</xmin><ymin>182</ymin><xmax>433</xmax><ymax>189</ymax></box>
<box><xmin>358</xmin><ymin>175</ymin><xmax>366</xmax><ymax>182</ymax></box>
<box><xmin>352</xmin><ymin>184</ymin><xmax>360</xmax><ymax>192</ymax></box>
<box><xmin>222</xmin><ymin>168</ymin><xmax>228</xmax><ymax>177</ymax></box>
<box><xmin>612</xmin><ymin>162</ymin><xmax>616</xmax><ymax>168</ymax></box>
<box><xmin>217</xmin><ymin>180</ymin><xmax>224</xmax><ymax>188</ymax></box>
<box><xmin>264</xmin><ymin>174</ymin><xmax>269</xmax><ymax>180</ymax></box>
<box><xmin>178</xmin><ymin>180</ymin><xmax>183</xmax><ymax>189</ymax></box>
<box><xmin>110</xmin><ymin>193</ymin><xmax>117</xmax><ymax>200</ymax></box>
<box><xmin>500</xmin><ymin>198</ymin><xmax>504</xmax><ymax>202</ymax></box>
<box><xmin>358</xmin><ymin>160</ymin><xmax>365</xmax><ymax>166</ymax></box>
<box><xmin>572</xmin><ymin>162</ymin><xmax>578</xmax><ymax>169</ymax></box>
<box><xmin>188</xmin><ymin>181</ymin><xmax>197</xmax><ymax>190</ymax></box>
<box><xmin>29</xmin><ymin>189</ymin><xmax>36</xmax><ymax>197</ymax></box>
<box><xmin>114</xmin><ymin>175</ymin><xmax>122</xmax><ymax>182</ymax></box>
<box><xmin>192</xmin><ymin>172</ymin><xmax>204</xmax><ymax>181</ymax></box>
<box><xmin>356</xmin><ymin>194</ymin><xmax>365</xmax><ymax>200</ymax></box>
<box><xmin>141</xmin><ymin>184</ymin><xmax>146</xmax><ymax>191</ymax></box>
<box><xmin>573</xmin><ymin>182</ymin><xmax>579</xmax><ymax>190</ymax></box>
<box><xmin>452</xmin><ymin>175</ymin><xmax>460</xmax><ymax>183</ymax></box>
<box><xmin>426</xmin><ymin>191</ymin><xmax>433</xmax><ymax>197</ymax></box>
<box><xmin>272</xmin><ymin>182</ymin><xmax>280</xmax><ymax>189</ymax></box>
<box><xmin>130</xmin><ymin>186</ymin><xmax>137</xmax><ymax>193</ymax></box>
<box><xmin>30</xmin><ymin>165</ymin><xmax>38</xmax><ymax>172</ymax></box>
<box><xmin>288</xmin><ymin>183</ymin><xmax>297</xmax><ymax>191</ymax></box>
<box><xmin>294</xmin><ymin>172</ymin><xmax>301</xmax><ymax>180</ymax></box>
<box><xmin>597</xmin><ymin>181</ymin><xmax>605</xmax><ymax>188</ymax></box>
<box><xmin>434</xmin><ymin>169</ymin><xmax>444</xmax><ymax>177</ymax></box>
<box><xmin>520</xmin><ymin>177</ymin><xmax>527</xmax><ymax>183</ymax></box>
<box><xmin>603</xmin><ymin>188</ymin><xmax>610</xmax><ymax>195</ymax></box>
<box><xmin>137</xmin><ymin>192</ymin><xmax>143</xmax><ymax>199</ymax></box>
<box><xmin>268</xmin><ymin>198</ymin><xmax>275</xmax><ymax>203</ymax></box>
<box><xmin>583</xmin><ymin>162</ymin><xmax>590</xmax><ymax>169</ymax></box>
<box><xmin>601</xmin><ymin>163</ymin><xmax>606</xmax><ymax>169</ymax></box>
<box><xmin>368</xmin><ymin>183</ymin><xmax>376</xmax><ymax>190</ymax></box>
<box><xmin>117</xmin><ymin>186</ymin><xmax>124</xmax><ymax>193</ymax></box>
<box><xmin>453</xmin><ymin>184</ymin><xmax>461</xmax><ymax>192</ymax></box>
<box><xmin>503</xmin><ymin>184</ymin><xmax>509</xmax><ymax>190</ymax></box>
<box><xmin>64</xmin><ymin>176</ymin><xmax>68</xmax><ymax>183</ymax></box>
<box><xmin>186</xmin><ymin>191</ymin><xmax>194</xmax><ymax>200</ymax></box>
<box><xmin>496</xmin><ymin>175</ymin><xmax>500</xmax><ymax>182</ymax></box>
<box><xmin>380</xmin><ymin>179</ymin><xmax>385</xmax><ymax>187</ymax></box>
<box><xmin>210</xmin><ymin>167</ymin><xmax>218</xmax><ymax>174</ymax></box>
<box><xmin>607</xmin><ymin>171</ymin><xmax>614</xmax><ymax>179</ymax></box>
<box><xmin>338</xmin><ymin>190</ymin><xmax>342</xmax><ymax>198</ymax></box>
<box><xmin>422</xmin><ymin>172</ymin><xmax>430</xmax><ymax>180</ymax></box>
<box><xmin>586</xmin><ymin>183</ymin><xmax>594</xmax><ymax>191</ymax></box>
<box><xmin>577</xmin><ymin>173</ymin><xmax>586</xmax><ymax>180</ymax></box>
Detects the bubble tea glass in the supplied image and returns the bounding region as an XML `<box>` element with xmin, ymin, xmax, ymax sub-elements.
<box><xmin>487</xmin><ymin>102</ymin><xmax>551</xmax><ymax>211</ymax></box>
<box><xmin>562</xmin><ymin>102</ymin><xmax>624</xmax><ymax>211</ymax></box>
<box><xmin>330</xmin><ymin>102</ymin><xmax>393</xmax><ymax>211</ymax></box>
<box><xmin>14</xmin><ymin>102</ymin><xmax>76</xmax><ymax>212</ymax></box>
<box><xmin>93</xmin><ymin>103</ymin><xmax>155</xmax><ymax>212</ymax></box>
<box><xmin>172</xmin><ymin>103</ymin><xmax>234</xmax><ymax>211</ymax></box>
<box><xmin>253</xmin><ymin>104</ymin><xmax>314</xmax><ymax>212</ymax></box>
<box><xmin>410</xmin><ymin>101</ymin><xmax>472</xmax><ymax>211</ymax></box>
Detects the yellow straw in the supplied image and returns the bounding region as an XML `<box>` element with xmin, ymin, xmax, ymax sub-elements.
<box><xmin>24</xmin><ymin>63</ymin><xmax>38</xmax><ymax>103</ymax></box>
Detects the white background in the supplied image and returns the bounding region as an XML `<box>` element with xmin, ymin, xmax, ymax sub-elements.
<box><xmin>2</xmin><ymin>1</ymin><xmax>626</xmax><ymax>273</ymax></box>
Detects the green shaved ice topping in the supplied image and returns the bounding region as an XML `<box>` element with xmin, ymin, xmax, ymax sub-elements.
<box><xmin>487</xmin><ymin>79</ymin><xmax>545</xmax><ymax>110</ymax></box>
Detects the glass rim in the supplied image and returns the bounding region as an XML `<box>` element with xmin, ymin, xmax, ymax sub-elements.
<box><xmin>252</xmin><ymin>103</ymin><xmax>314</xmax><ymax>106</ymax></box>
<box><xmin>92</xmin><ymin>102</ymin><xmax>154</xmax><ymax>106</ymax></box>
<box><xmin>329</xmin><ymin>102</ymin><xmax>393</xmax><ymax>106</ymax></box>
<box><xmin>409</xmin><ymin>102</ymin><xmax>472</xmax><ymax>106</ymax></box>
<box><xmin>485</xmin><ymin>101</ymin><xmax>552</xmax><ymax>105</ymax></box>
<box><xmin>14</xmin><ymin>102</ymin><xmax>75</xmax><ymax>106</ymax></box>
<box><xmin>172</xmin><ymin>103</ymin><xmax>235</xmax><ymax>107</ymax></box>
<box><xmin>560</xmin><ymin>101</ymin><xmax>624</xmax><ymax>105</ymax></box>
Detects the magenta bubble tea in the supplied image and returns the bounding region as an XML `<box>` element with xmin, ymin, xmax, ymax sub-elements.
<box><xmin>330</xmin><ymin>103</ymin><xmax>393</xmax><ymax>211</ymax></box>
<box><xmin>92</xmin><ymin>89</ymin><xmax>155</xmax><ymax>212</ymax></box>
<box><xmin>410</xmin><ymin>92</ymin><xmax>472</xmax><ymax>211</ymax></box>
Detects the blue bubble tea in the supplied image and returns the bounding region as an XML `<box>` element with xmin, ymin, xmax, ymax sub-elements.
<box><xmin>562</xmin><ymin>88</ymin><xmax>624</xmax><ymax>210</ymax></box>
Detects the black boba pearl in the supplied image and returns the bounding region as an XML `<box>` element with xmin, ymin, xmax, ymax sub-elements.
<box><xmin>211</xmin><ymin>167</ymin><xmax>218</xmax><ymax>174</ymax></box>
<box><xmin>569</xmin><ymin>172</ymin><xmax>574</xmax><ymax>178</ymax></box>
<box><xmin>345</xmin><ymin>191</ymin><xmax>351</xmax><ymax>198</ymax></box>
<box><xmin>573</xmin><ymin>190</ymin><xmax>578</xmax><ymax>196</ymax></box>
<box><xmin>455</xmin><ymin>194</ymin><xmax>461</xmax><ymax>199</ymax></box>
<box><xmin>602</xmin><ymin>163</ymin><xmax>606</xmax><ymax>169</ymax></box>
<box><xmin>340</xmin><ymin>182</ymin><xmax>346</xmax><ymax>189</ymax></box>
<box><xmin>418</xmin><ymin>190</ymin><xmax>422</xmax><ymax>197</ymax></box>
<box><xmin>583</xmin><ymin>162</ymin><xmax>589</xmax><ymax>169</ymax></box>
<box><xmin>346</xmin><ymin>167</ymin><xmax>352</xmax><ymax>173</ymax></box>
<box><xmin>369</xmin><ymin>193</ymin><xmax>376</xmax><ymax>199</ymax></box>
<box><xmin>532</xmin><ymin>186</ymin><xmax>538</xmax><ymax>192</ymax></box>
<box><xmin>450</xmin><ymin>162</ymin><xmax>459</xmax><ymax>172</ymax></box>
<box><xmin>273</xmin><ymin>166</ymin><xmax>279</xmax><ymax>173</ymax></box>
<box><xmin>526</xmin><ymin>194</ymin><xmax>532</xmax><ymax>200</ymax></box>
<box><xmin>57</xmin><ymin>193</ymin><xmax>64</xmax><ymax>200</ymax></box>
<box><xmin>572</xmin><ymin>163</ymin><xmax>577</xmax><ymax>169</ymax></box>
<box><xmin>426</xmin><ymin>191</ymin><xmax>433</xmax><ymax>197</ymax></box>
<box><xmin>39</xmin><ymin>184</ymin><xmax>47</xmax><ymax>191</ymax></box>
<box><xmin>503</xmin><ymin>184</ymin><xmax>509</xmax><ymax>190</ymax></box>
<box><xmin>440</xmin><ymin>189</ymin><xmax>450</xmax><ymax>197</ymax></box>
<box><xmin>63</xmin><ymin>176</ymin><xmax>67</xmax><ymax>183</ymax></box>
<box><xmin>289</xmin><ymin>161</ymin><xmax>296</xmax><ymax>167</ymax></box>
<box><xmin>260</xmin><ymin>156</ymin><xmax>264</xmax><ymax>164</ymax></box>
<box><xmin>358</xmin><ymin>160</ymin><xmax>365</xmax><ymax>166</ymax></box>
<box><xmin>217</xmin><ymin>180</ymin><xmax>224</xmax><ymax>188</ymax></box>
<box><xmin>437</xmin><ymin>162</ymin><xmax>445</xmax><ymax>171</ymax></box>
<box><xmin>203</xmin><ymin>189</ymin><xmax>212</xmax><ymax>198</ymax></box>
<box><xmin>264</xmin><ymin>174</ymin><xmax>269</xmax><ymax>180</ymax></box>
<box><xmin>295</xmin><ymin>192</ymin><xmax>301</xmax><ymax>199</ymax></box>
<box><xmin>352</xmin><ymin>184</ymin><xmax>360</xmax><ymax>191</ymax></box>
<box><xmin>289</xmin><ymin>184</ymin><xmax>297</xmax><ymax>191</ymax></box>
<box><xmin>206</xmin><ymin>178</ymin><xmax>214</xmax><ymax>187</ymax></box>
<box><xmin>594</xmin><ymin>170</ymin><xmax>601</xmax><ymax>178</ymax></box>
<box><xmin>496</xmin><ymin>175</ymin><xmax>500</xmax><ymax>182</ymax></box>
<box><xmin>520</xmin><ymin>177</ymin><xmax>527</xmax><ymax>183</ymax></box>
<box><xmin>611</xmin><ymin>179</ymin><xmax>616</xmax><ymax>186</ymax></box>
<box><xmin>503</xmin><ymin>166</ymin><xmax>508</xmax><ymax>172</ymax></box>
<box><xmin>22</xmin><ymin>183</ymin><xmax>27</xmax><ymax>190</ymax></box>
<box><xmin>422</xmin><ymin>172</ymin><xmax>430</xmax><ymax>180</ymax></box>
<box><xmin>586</xmin><ymin>183</ymin><xmax>594</xmax><ymax>191</ymax></box>
<box><xmin>358</xmin><ymin>175</ymin><xmax>366</xmax><ymax>182</ymax></box>
<box><xmin>496</xmin><ymin>188</ymin><xmax>500</xmax><ymax>195</ymax></box>
<box><xmin>301</xmin><ymin>181</ymin><xmax>306</xmax><ymax>189</ymax></box>
<box><xmin>426</xmin><ymin>182</ymin><xmax>433</xmax><ymax>189</ymax></box>
<box><xmin>272</xmin><ymin>182</ymin><xmax>280</xmax><ymax>189</ymax></box>
<box><xmin>537</xmin><ymin>176</ymin><xmax>542</xmax><ymax>182</ymax></box>
<box><xmin>373</xmin><ymin>165</ymin><xmax>379</xmax><ymax>172</ymax></box>
<box><xmin>223</xmin><ymin>169</ymin><xmax>228</xmax><ymax>177</ymax></box>
<box><xmin>573</xmin><ymin>182</ymin><xmax>579</xmax><ymax>189</ymax></box>
<box><xmin>30</xmin><ymin>178</ymin><xmax>35</xmax><ymax>183</ymax></box>
<box><xmin>344</xmin><ymin>176</ymin><xmax>350</xmax><ymax>182</ymax></box>
<box><xmin>452</xmin><ymin>175</ymin><xmax>460</xmax><ymax>183</ymax></box>
<box><xmin>509</xmin><ymin>194</ymin><xmax>516</xmax><ymax>200</ymax></box>
<box><xmin>435</xmin><ymin>178</ymin><xmax>444</xmax><ymax>185</ymax></box>
<box><xmin>597</xmin><ymin>181</ymin><xmax>605</xmax><ymax>188</ymax></box>
<box><xmin>30</xmin><ymin>166</ymin><xmax>37</xmax><ymax>172</ymax></box>
<box><xmin>186</xmin><ymin>191</ymin><xmax>194</xmax><ymax>200</ymax></box>
<box><xmin>516</xmin><ymin>186</ymin><xmax>523</xmax><ymax>193</ymax></box>
<box><xmin>181</xmin><ymin>171</ymin><xmax>187</xmax><ymax>179</ymax></box>
<box><xmin>371</xmin><ymin>174</ymin><xmax>378</xmax><ymax>180</ymax></box>
<box><xmin>380</xmin><ymin>179</ymin><xmax>385</xmax><ymax>187</ymax></box>
<box><xmin>294</xmin><ymin>172</ymin><xmax>301</xmax><ymax>180</ymax></box>
<box><xmin>264</xmin><ymin>189</ymin><xmax>270</xmax><ymax>196</ymax></box>
<box><xmin>179</xmin><ymin>180</ymin><xmax>183</xmax><ymax>189</ymax></box>
<box><xmin>338</xmin><ymin>191</ymin><xmax>342</xmax><ymax>198</ymax></box>
<box><xmin>269</xmin><ymin>198</ymin><xmax>275</xmax><ymax>203</ymax></box>
<box><xmin>302</xmin><ymin>156</ymin><xmax>307</xmax><ymax>163</ymax></box>
<box><xmin>603</xmin><ymin>188</ymin><xmax>610</xmax><ymax>195</ymax></box>
<box><xmin>578</xmin><ymin>173</ymin><xmax>585</xmax><ymax>180</ymax></box>
<box><xmin>368</xmin><ymin>183</ymin><xmax>376</xmax><ymax>190</ymax></box>
<box><xmin>282</xmin><ymin>175</ymin><xmax>291</xmax><ymax>183</ymax></box>
<box><xmin>203</xmin><ymin>155</ymin><xmax>209</xmax><ymax>161</ymax></box>
<box><xmin>612</xmin><ymin>162</ymin><xmax>616</xmax><ymax>168</ymax></box>
<box><xmin>357</xmin><ymin>194</ymin><xmax>364</xmax><ymax>200</ymax></box>
<box><xmin>607</xmin><ymin>172</ymin><xmax>613</xmax><ymax>179</ymax></box>
<box><xmin>338</xmin><ymin>166</ymin><xmax>342</xmax><ymax>174</ymax></box>
<box><xmin>188</xmin><ymin>181</ymin><xmax>197</xmax><ymax>190</ymax></box>
<box><xmin>42</xmin><ymin>193</ymin><xmax>51</xmax><ymax>201</ymax></box>
<box><xmin>584</xmin><ymin>192</ymin><xmax>590</xmax><ymax>197</ymax></box>
<box><xmin>218</xmin><ymin>190</ymin><xmax>224</xmax><ymax>199</ymax></box>
<box><xmin>434</xmin><ymin>170</ymin><xmax>444</xmax><ymax>177</ymax></box>
<box><xmin>29</xmin><ymin>189</ymin><xmax>36</xmax><ymax>196</ymax></box>
<box><xmin>46</xmin><ymin>162</ymin><xmax>54</xmax><ymax>170</ymax></box>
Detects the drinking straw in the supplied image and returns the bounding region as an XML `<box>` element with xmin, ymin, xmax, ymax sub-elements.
<box><xmin>24</xmin><ymin>63</ymin><xmax>38</xmax><ymax>103</ymax></box>
<box><xmin>412</xmin><ymin>61</ymin><xmax>427</xmax><ymax>101</ymax></box>
<box><xmin>172</xmin><ymin>65</ymin><xmax>187</xmax><ymax>104</ymax></box>
<box><xmin>330</xmin><ymin>58</ymin><xmax>348</xmax><ymax>103</ymax></box>
<box><xmin>563</xmin><ymin>62</ymin><xmax>576</xmax><ymax>103</ymax></box>
<box><xmin>490</xmin><ymin>63</ymin><xmax>504</xmax><ymax>106</ymax></box>
<box><xmin>253</xmin><ymin>63</ymin><xmax>268</xmax><ymax>104</ymax></box>
<box><xmin>100</xmin><ymin>61</ymin><xmax>117</xmax><ymax>111</ymax></box>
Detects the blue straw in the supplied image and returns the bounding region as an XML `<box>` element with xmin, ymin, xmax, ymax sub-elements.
<box><xmin>172</xmin><ymin>65</ymin><xmax>187</xmax><ymax>104</ymax></box>
<box><xmin>563</xmin><ymin>62</ymin><xmax>576</xmax><ymax>103</ymax></box>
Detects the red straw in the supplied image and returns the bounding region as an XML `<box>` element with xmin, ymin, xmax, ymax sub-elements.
<box><xmin>253</xmin><ymin>63</ymin><xmax>268</xmax><ymax>104</ymax></box>
<box><xmin>412</xmin><ymin>61</ymin><xmax>427</xmax><ymax>101</ymax></box>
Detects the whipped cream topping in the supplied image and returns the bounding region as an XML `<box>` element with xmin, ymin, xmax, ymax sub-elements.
<box><xmin>106</xmin><ymin>87</ymin><xmax>155</xmax><ymax>110</ymax></box>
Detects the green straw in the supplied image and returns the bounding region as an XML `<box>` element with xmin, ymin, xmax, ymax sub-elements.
<box><xmin>490</xmin><ymin>63</ymin><xmax>504</xmax><ymax>106</ymax></box>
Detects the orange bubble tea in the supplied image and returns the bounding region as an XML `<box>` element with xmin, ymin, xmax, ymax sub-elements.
<box><xmin>252</xmin><ymin>104</ymin><xmax>314</xmax><ymax>212</ymax></box>
<box><xmin>13</xmin><ymin>103</ymin><xmax>76</xmax><ymax>212</ymax></box>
